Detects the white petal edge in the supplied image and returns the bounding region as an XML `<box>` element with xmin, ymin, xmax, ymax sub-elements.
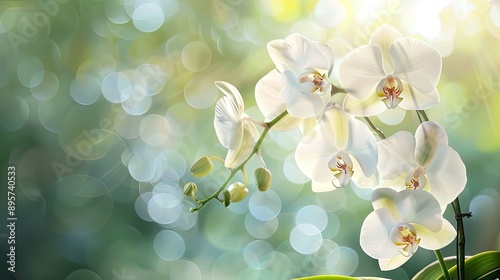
<box><xmin>295</xmin><ymin>127</ymin><xmax>338</xmax><ymax>183</ymax></box>
<box><xmin>343</xmin><ymin>93</ymin><xmax>387</xmax><ymax>117</ymax></box>
<box><xmin>399</xmin><ymin>84</ymin><xmax>440</xmax><ymax>110</ymax></box>
<box><xmin>214</xmin><ymin>81</ymin><xmax>244</xmax><ymax>113</ymax></box>
<box><xmin>414</xmin><ymin>219</ymin><xmax>456</xmax><ymax>250</ymax></box>
<box><xmin>379</xmin><ymin>255</ymin><xmax>412</xmax><ymax>271</ymax></box>
<box><xmin>338</xmin><ymin>45</ymin><xmax>386</xmax><ymax>99</ymax></box>
<box><xmin>391</xmin><ymin>37</ymin><xmax>442</xmax><ymax>94</ymax></box>
<box><xmin>414</xmin><ymin>121</ymin><xmax>449</xmax><ymax>167</ymax></box>
<box><xmin>360</xmin><ymin>208</ymin><xmax>400</xmax><ymax>259</ymax></box>
<box><xmin>395</xmin><ymin>190</ymin><xmax>443</xmax><ymax>232</ymax></box>
<box><xmin>425</xmin><ymin>145</ymin><xmax>467</xmax><ymax>207</ymax></box>
<box><xmin>377</xmin><ymin>131</ymin><xmax>416</xmax><ymax>181</ymax></box>
<box><xmin>346</xmin><ymin>117</ymin><xmax>378</xmax><ymax>177</ymax></box>
<box><xmin>371</xmin><ymin>188</ymin><xmax>402</xmax><ymax>222</ymax></box>
<box><xmin>369</xmin><ymin>24</ymin><xmax>404</xmax><ymax>74</ymax></box>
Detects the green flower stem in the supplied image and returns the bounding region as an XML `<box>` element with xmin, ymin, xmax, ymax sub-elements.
<box><xmin>434</xmin><ymin>249</ymin><xmax>452</xmax><ymax>280</ymax></box>
<box><xmin>363</xmin><ymin>117</ymin><xmax>386</xmax><ymax>139</ymax></box>
<box><xmin>190</xmin><ymin>110</ymin><xmax>289</xmax><ymax>212</ymax></box>
<box><xmin>417</xmin><ymin>110</ymin><xmax>429</xmax><ymax>122</ymax></box>
<box><xmin>418</xmin><ymin>109</ymin><xmax>467</xmax><ymax>280</ymax></box>
<box><xmin>452</xmin><ymin>198</ymin><xmax>467</xmax><ymax>280</ymax></box>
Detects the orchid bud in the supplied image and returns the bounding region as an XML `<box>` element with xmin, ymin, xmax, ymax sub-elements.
<box><xmin>190</xmin><ymin>156</ymin><xmax>213</xmax><ymax>177</ymax></box>
<box><xmin>183</xmin><ymin>182</ymin><xmax>197</xmax><ymax>197</ymax></box>
<box><xmin>223</xmin><ymin>190</ymin><xmax>231</xmax><ymax>207</ymax></box>
<box><xmin>227</xmin><ymin>182</ymin><xmax>249</xmax><ymax>202</ymax></box>
<box><xmin>255</xmin><ymin>167</ymin><xmax>272</xmax><ymax>192</ymax></box>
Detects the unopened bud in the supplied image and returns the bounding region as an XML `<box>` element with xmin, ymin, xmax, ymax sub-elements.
<box><xmin>183</xmin><ymin>182</ymin><xmax>197</xmax><ymax>197</ymax></box>
<box><xmin>227</xmin><ymin>182</ymin><xmax>249</xmax><ymax>202</ymax></box>
<box><xmin>255</xmin><ymin>167</ymin><xmax>272</xmax><ymax>192</ymax></box>
<box><xmin>190</xmin><ymin>156</ymin><xmax>213</xmax><ymax>177</ymax></box>
<box><xmin>223</xmin><ymin>190</ymin><xmax>231</xmax><ymax>207</ymax></box>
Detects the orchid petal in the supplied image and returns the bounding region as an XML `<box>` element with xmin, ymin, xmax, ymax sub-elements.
<box><xmin>379</xmin><ymin>255</ymin><xmax>411</xmax><ymax>271</ymax></box>
<box><xmin>267</xmin><ymin>34</ymin><xmax>333</xmax><ymax>74</ymax></box>
<box><xmin>415</xmin><ymin>121</ymin><xmax>448</xmax><ymax>167</ymax></box>
<box><xmin>343</xmin><ymin>92</ymin><xmax>387</xmax><ymax>117</ymax></box>
<box><xmin>391</xmin><ymin>37</ymin><xmax>442</xmax><ymax>94</ymax></box>
<box><xmin>346</xmin><ymin>117</ymin><xmax>378</xmax><ymax>177</ymax></box>
<box><xmin>371</xmin><ymin>188</ymin><xmax>401</xmax><ymax>222</ymax></box>
<box><xmin>255</xmin><ymin>70</ymin><xmax>300</xmax><ymax>130</ymax></box>
<box><xmin>322</xmin><ymin>107</ymin><xmax>350</xmax><ymax>150</ymax></box>
<box><xmin>425</xmin><ymin>145</ymin><xmax>467</xmax><ymax>207</ymax></box>
<box><xmin>377</xmin><ymin>106</ymin><xmax>406</xmax><ymax>125</ymax></box>
<box><xmin>224</xmin><ymin>121</ymin><xmax>259</xmax><ymax>168</ymax></box>
<box><xmin>399</xmin><ymin>83</ymin><xmax>440</xmax><ymax>110</ymax></box>
<box><xmin>414</xmin><ymin>219</ymin><xmax>456</xmax><ymax>250</ymax></box>
<box><xmin>281</xmin><ymin>70</ymin><xmax>328</xmax><ymax>119</ymax></box>
<box><xmin>395</xmin><ymin>190</ymin><xmax>443</xmax><ymax>232</ymax></box>
<box><xmin>255</xmin><ymin>70</ymin><xmax>284</xmax><ymax>119</ymax></box>
<box><xmin>311</xmin><ymin>180</ymin><xmax>336</xmax><ymax>192</ymax></box>
<box><xmin>214</xmin><ymin>101</ymin><xmax>241</xmax><ymax>148</ymax></box>
<box><xmin>214</xmin><ymin>81</ymin><xmax>244</xmax><ymax>113</ymax></box>
<box><xmin>295</xmin><ymin>128</ymin><xmax>338</xmax><ymax>183</ymax></box>
<box><xmin>369</xmin><ymin>24</ymin><xmax>403</xmax><ymax>74</ymax></box>
<box><xmin>338</xmin><ymin>45</ymin><xmax>386</xmax><ymax>99</ymax></box>
<box><xmin>298</xmin><ymin>117</ymin><xmax>318</xmax><ymax>137</ymax></box>
<box><xmin>351</xmin><ymin>156</ymin><xmax>379</xmax><ymax>189</ymax></box>
<box><xmin>360</xmin><ymin>208</ymin><xmax>400</xmax><ymax>259</ymax></box>
<box><xmin>377</xmin><ymin>132</ymin><xmax>416</xmax><ymax>189</ymax></box>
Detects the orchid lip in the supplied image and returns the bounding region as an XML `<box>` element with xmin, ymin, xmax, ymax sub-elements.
<box><xmin>377</xmin><ymin>75</ymin><xmax>403</xmax><ymax>109</ymax></box>
<box><xmin>328</xmin><ymin>151</ymin><xmax>354</xmax><ymax>188</ymax></box>
<box><xmin>405</xmin><ymin>166</ymin><xmax>427</xmax><ymax>190</ymax></box>
<box><xmin>390</xmin><ymin>223</ymin><xmax>421</xmax><ymax>257</ymax></box>
<box><xmin>298</xmin><ymin>68</ymin><xmax>330</xmax><ymax>96</ymax></box>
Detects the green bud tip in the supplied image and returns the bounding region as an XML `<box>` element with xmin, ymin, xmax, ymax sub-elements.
<box><xmin>190</xmin><ymin>156</ymin><xmax>213</xmax><ymax>177</ymax></box>
<box><xmin>255</xmin><ymin>167</ymin><xmax>272</xmax><ymax>192</ymax></box>
<box><xmin>227</xmin><ymin>182</ymin><xmax>249</xmax><ymax>202</ymax></box>
<box><xmin>183</xmin><ymin>182</ymin><xmax>197</xmax><ymax>197</ymax></box>
<box><xmin>223</xmin><ymin>190</ymin><xmax>231</xmax><ymax>207</ymax></box>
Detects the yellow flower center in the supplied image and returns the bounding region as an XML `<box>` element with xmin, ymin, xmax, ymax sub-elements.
<box><xmin>328</xmin><ymin>151</ymin><xmax>353</xmax><ymax>188</ymax></box>
<box><xmin>298</xmin><ymin>68</ymin><xmax>330</xmax><ymax>96</ymax></box>
<box><xmin>377</xmin><ymin>75</ymin><xmax>403</xmax><ymax>109</ymax></box>
<box><xmin>405</xmin><ymin>166</ymin><xmax>427</xmax><ymax>190</ymax></box>
<box><xmin>390</xmin><ymin>223</ymin><xmax>421</xmax><ymax>257</ymax></box>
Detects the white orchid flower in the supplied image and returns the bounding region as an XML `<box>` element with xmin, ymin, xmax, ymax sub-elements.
<box><xmin>295</xmin><ymin>104</ymin><xmax>378</xmax><ymax>192</ymax></box>
<box><xmin>339</xmin><ymin>24</ymin><xmax>441</xmax><ymax>117</ymax></box>
<box><xmin>360</xmin><ymin>188</ymin><xmax>456</xmax><ymax>271</ymax></box>
<box><xmin>214</xmin><ymin>81</ymin><xmax>260</xmax><ymax>169</ymax></box>
<box><xmin>377</xmin><ymin>121</ymin><xmax>467</xmax><ymax>208</ymax></box>
<box><xmin>255</xmin><ymin>69</ymin><xmax>301</xmax><ymax>131</ymax></box>
<box><xmin>265</xmin><ymin>33</ymin><xmax>334</xmax><ymax>119</ymax></box>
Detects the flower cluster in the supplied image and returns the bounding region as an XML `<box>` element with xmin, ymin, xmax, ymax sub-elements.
<box><xmin>186</xmin><ymin>24</ymin><xmax>468</xmax><ymax>272</ymax></box>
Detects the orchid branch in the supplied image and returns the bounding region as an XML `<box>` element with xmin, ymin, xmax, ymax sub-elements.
<box><xmin>190</xmin><ymin>110</ymin><xmax>288</xmax><ymax>212</ymax></box>
<box><xmin>434</xmin><ymin>249</ymin><xmax>452</xmax><ymax>280</ymax></box>
<box><xmin>363</xmin><ymin>117</ymin><xmax>386</xmax><ymax>139</ymax></box>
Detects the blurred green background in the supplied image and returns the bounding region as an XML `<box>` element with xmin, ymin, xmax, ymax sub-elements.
<box><xmin>0</xmin><ymin>0</ymin><xmax>499</xmax><ymax>279</ymax></box>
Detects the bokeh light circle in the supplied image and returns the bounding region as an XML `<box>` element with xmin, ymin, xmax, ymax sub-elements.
<box><xmin>153</xmin><ymin>230</ymin><xmax>185</xmax><ymax>261</ymax></box>
<box><xmin>0</xmin><ymin>95</ymin><xmax>29</xmax><ymax>131</ymax></box>
<box><xmin>249</xmin><ymin>190</ymin><xmax>282</xmax><ymax>221</ymax></box>
<box><xmin>128</xmin><ymin>153</ymin><xmax>155</xmax><ymax>182</ymax></box>
<box><xmin>17</xmin><ymin>56</ymin><xmax>44</xmax><ymax>88</ymax></box>
<box><xmin>181</xmin><ymin>41</ymin><xmax>212</xmax><ymax>72</ymax></box>
<box><xmin>295</xmin><ymin>205</ymin><xmax>328</xmax><ymax>232</ymax></box>
<box><xmin>169</xmin><ymin>260</ymin><xmax>202</xmax><ymax>280</ymax></box>
<box><xmin>290</xmin><ymin>223</ymin><xmax>323</xmax><ymax>254</ymax></box>
<box><xmin>101</xmin><ymin>72</ymin><xmax>131</xmax><ymax>103</ymax></box>
<box><xmin>184</xmin><ymin>77</ymin><xmax>219</xmax><ymax>109</ymax></box>
<box><xmin>132</xmin><ymin>3</ymin><xmax>164</xmax><ymax>33</ymax></box>
<box><xmin>30</xmin><ymin>70</ymin><xmax>59</xmax><ymax>101</ymax></box>
<box><xmin>243</xmin><ymin>240</ymin><xmax>275</xmax><ymax>270</ymax></box>
<box><xmin>326</xmin><ymin>246</ymin><xmax>359</xmax><ymax>275</ymax></box>
<box><xmin>70</xmin><ymin>75</ymin><xmax>101</xmax><ymax>105</ymax></box>
<box><xmin>245</xmin><ymin>213</ymin><xmax>278</xmax><ymax>239</ymax></box>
